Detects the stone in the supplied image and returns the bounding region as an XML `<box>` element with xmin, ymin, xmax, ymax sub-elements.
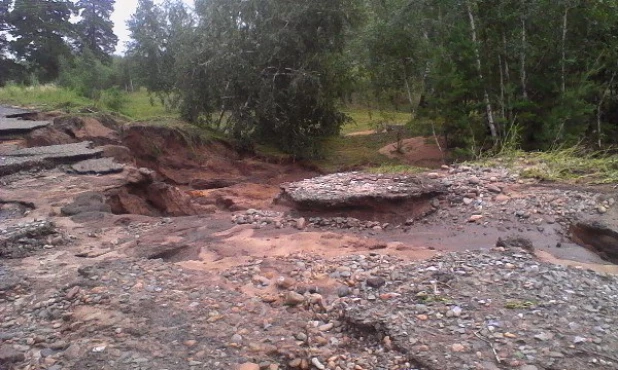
<box><xmin>295</xmin><ymin>217</ymin><xmax>307</xmax><ymax>230</ymax></box>
<box><xmin>486</xmin><ymin>185</ymin><xmax>502</xmax><ymax>193</ymax></box>
<box><xmin>237</xmin><ymin>363</ymin><xmax>260</xmax><ymax>370</ymax></box>
<box><xmin>63</xmin><ymin>344</ymin><xmax>81</xmax><ymax>360</ymax></box>
<box><xmin>366</xmin><ymin>276</ymin><xmax>386</xmax><ymax>289</ymax></box>
<box><xmin>289</xmin><ymin>358</ymin><xmax>302</xmax><ymax>368</ymax></box>
<box><xmin>451</xmin><ymin>343</ymin><xmax>466</xmax><ymax>352</ymax></box>
<box><xmin>468</xmin><ymin>214</ymin><xmax>484</xmax><ymax>222</ymax></box>
<box><xmin>276</xmin><ymin>276</ymin><xmax>295</xmax><ymax>290</ymax></box>
<box><xmin>468</xmin><ymin>176</ymin><xmax>480</xmax><ymax>185</ymax></box>
<box><xmin>230</xmin><ymin>333</ymin><xmax>243</xmax><ymax>345</ymax></box>
<box><xmin>337</xmin><ymin>285</ymin><xmax>351</xmax><ymax>297</ymax></box>
<box><xmin>285</xmin><ymin>291</ymin><xmax>305</xmax><ymax>306</ymax></box>
<box><xmin>311</xmin><ymin>358</ymin><xmax>326</xmax><ymax>370</ymax></box>
<box><xmin>0</xmin><ymin>345</ymin><xmax>25</xmax><ymax>363</ymax></box>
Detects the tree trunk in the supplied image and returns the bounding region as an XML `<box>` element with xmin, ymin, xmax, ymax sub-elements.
<box><xmin>596</xmin><ymin>70</ymin><xmax>617</xmax><ymax>148</ymax></box>
<box><xmin>502</xmin><ymin>33</ymin><xmax>512</xmax><ymax>120</ymax></box>
<box><xmin>561</xmin><ymin>7</ymin><xmax>569</xmax><ymax>94</ymax></box>
<box><xmin>402</xmin><ymin>67</ymin><xmax>415</xmax><ymax>118</ymax></box>
<box><xmin>499</xmin><ymin>55</ymin><xmax>506</xmax><ymax>122</ymax></box>
<box><xmin>466</xmin><ymin>0</ymin><xmax>498</xmax><ymax>141</ymax></box>
<box><xmin>520</xmin><ymin>2</ymin><xmax>528</xmax><ymax>99</ymax></box>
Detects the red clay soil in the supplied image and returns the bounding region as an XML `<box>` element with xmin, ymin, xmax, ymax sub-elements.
<box><xmin>121</xmin><ymin>124</ymin><xmax>319</xmax><ymax>187</ymax></box>
<box><xmin>379</xmin><ymin>136</ymin><xmax>446</xmax><ymax>168</ymax></box>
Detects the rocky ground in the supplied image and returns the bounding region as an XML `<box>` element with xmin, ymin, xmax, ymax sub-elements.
<box><xmin>1</xmin><ymin>106</ymin><xmax>618</xmax><ymax>370</ymax></box>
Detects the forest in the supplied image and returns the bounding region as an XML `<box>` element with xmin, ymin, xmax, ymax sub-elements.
<box><xmin>2</xmin><ymin>0</ymin><xmax>618</xmax><ymax>158</ymax></box>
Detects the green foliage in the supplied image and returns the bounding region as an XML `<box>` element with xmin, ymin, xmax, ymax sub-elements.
<box><xmin>357</xmin><ymin>0</ymin><xmax>618</xmax><ymax>154</ymax></box>
<box><xmin>127</xmin><ymin>0</ymin><xmax>192</xmax><ymax>112</ymax></box>
<box><xmin>58</xmin><ymin>48</ymin><xmax>114</xmax><ymax>99</ymax></box>
<box><xmin>172</xmin><ymin>0</ymin><xmax>362</xmax><ymax>158</ymax></box>
<box><xmin>75</xmin><ymin>0</ymin><xmax>118</xmax><ymax>62</ymax></box>
<box><xmin>8</xmin><ymin>0</ymin><xmax>75</xmax><ymax>83</ymax></box>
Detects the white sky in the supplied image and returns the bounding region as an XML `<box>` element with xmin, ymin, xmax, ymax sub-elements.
<box><xmin>111</xmin><ymin>0</ymin><xmax>193</xmax><ymax>55</ymax></box>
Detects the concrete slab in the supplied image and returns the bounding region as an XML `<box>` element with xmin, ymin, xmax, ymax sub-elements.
<box><xmin>7</xmin><ymin>141</ymin><xmax>102</xmax><ymax>158</ymax></box>
<box><xmin>0</xmin><ymin>117</ymin><xmax>50</xmax><ymax>135</ymax></box>
<box><xmin>0</xmin><ymin>106</ymin><xmax>33</xmax><ymax>118</ymax></box>
<box><xmin>0</xmin><ymin>142</ymin><xmax>103</xmax><ymax>176</ymax></box>
<box><xmin>69</xmin><ymin>157</ymin><xmax>125</xmax><ymax>175</ymax></box>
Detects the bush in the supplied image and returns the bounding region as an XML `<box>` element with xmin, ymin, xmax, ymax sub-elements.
<box><xmin>58</xmin><ymin>49</ymin><xmax>115</xmax><ymax>101</ymax></box>
<box><xmin>99</xmin><ymin>88</ymin><xmax>126</xmax><ymax>111</ymax></box>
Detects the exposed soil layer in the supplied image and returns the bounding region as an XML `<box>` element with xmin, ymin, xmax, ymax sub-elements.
<box><xmin>121</xmin><ymin>124</ymin><xmax>319</xmax><ymax>187</ymax></box>
<box><xmin>379</xmin><ymin>136</ymin><xmax>446</xmax><ymax>168</ymax></box>
<box><xmin>571</xmin><ymin>220</ymin><xmax>618</xmax><ymax>264</ymax></box>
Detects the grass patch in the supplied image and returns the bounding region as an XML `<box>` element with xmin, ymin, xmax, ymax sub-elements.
<box><xmin>315</xmin><ymin>131</ymin><xmax>412</xmax><ymax>172</ymax></box>
<box><xmin>0</xmin><ymin>84</ymin><xmax>176</xmax><ymax>121</ymax></box>
<box><xmin>117</xmin><ymin>89</ymin><xmax>176</xmax><ymax>120</ymax></box>
<box><xmin>366</xmin><ymin>164</ymin><xmax>425</xmax><ymax>174</ymax></box>
<box><xmin>0</xmin><ymin>84</ymin><xmax>91</xmax><ymax>110</ymax></box>
<box><xmin>342</xmin><ymin>107</ymin><xmax>411</xmax><ymax>135</ymax></box>
<box><xmin>479</xmin><ymin>146</ymin><xmax>618</xmax><ymax>184</ymax></box>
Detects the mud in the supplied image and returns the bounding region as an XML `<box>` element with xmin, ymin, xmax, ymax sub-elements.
<box><xmin>1</xmin><ymin>112</ymin><xmax>616</xmax><ymax>273</ymax></box>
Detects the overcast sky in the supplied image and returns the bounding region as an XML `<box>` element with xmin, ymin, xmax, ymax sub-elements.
<box><xmin>111</xmin><ymin>0</ymin><xmax>193</xmax><ymax>55</ymax></box>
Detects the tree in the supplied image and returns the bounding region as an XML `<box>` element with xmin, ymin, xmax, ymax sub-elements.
<box><xmin>9</xmin><ymin>0</ymin><xmax>75</xmax><ymax>82</ymax></box>
<box><xmin>75</xmin><ymin>0</ymin><xmax>118</xmax><ymax>62</ymax></box>
<box><xmin>0</xmin><ymin>0</ymin><xmax>19</xmax><ymax>86</ymax></box>
<box><xmin>180</xmin><ymin>0</ymin><xmax>360</xmax><ymax>157</ymax></box>
<box><xmin>127</xmin><ymin>0</ymin><xmax>192</xmax><ymax>109</ymax></box>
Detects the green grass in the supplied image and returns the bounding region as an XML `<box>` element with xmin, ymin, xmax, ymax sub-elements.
<box><xmin>479</xmin><ymin>146</ymin><xmax>618</xmax><ymax>184</ymax></box>
<box><xmin>341</xmin><ymin>108</ymin><xmax>412</xmax><ymax>135</ymax></box>
<box><xmin>0</xmin><ymin>84</ymin><xmax>92</xmax><ymax>109</ymax></box>
<box><xmin>116</xmin><ymin>89</ymin><xmax>176</xmax><ymax>121</ymax></box>
<box><xmin>366</xmin><ymin>164</ymin><xmax>425</xmax><ymax>174</ymax></box>
<box><xmin>315</xmin><ymin>131</ymin><xmax>413</xmax><ymax>172</ymax></box>
<box><xmin>0</xmin><ymin>84</ymin><xmax>176</xmax><ymax>121</ymax></box>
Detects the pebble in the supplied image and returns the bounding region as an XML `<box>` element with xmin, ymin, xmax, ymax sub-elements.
<box><xmin>237</xmin><ymin>363</ymin><xmax>260</xmax><ymax>370</ymax></box>
<box><xmin>451</xmin><ymin>343</ymin><xmax>465</xmax><ymax>352</ymax></box>
<box><xmin>0</xmin><ymin>345</ymin><xmax>25</xmax><ymax>363</ymax></box>
<box><xmin>311</xmin><ymin>358</ymin><xmax>326</xmax><ymax>370</ymax></box>
<box><xmin>285</xmin><ymin>291</ymin><xmax>305</xmax><ymax>306</ymax></box>
<box><xmin>337</xmin><ymin>285</ymin><xmax>351</xmax><ymax>297</ymax></box>
<box><xmin>365</xmin><ymin>276</ymin><xmax>386</xmax><ymax>289</ymax></box>
<box><xmin>468</xmin><ymin>214</ymin><xmax>484</xmax><ymax>222</ymax></box>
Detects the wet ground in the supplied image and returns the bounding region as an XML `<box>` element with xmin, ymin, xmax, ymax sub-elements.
<box><xmin>1</xmin><ymin>108</ymin><xmax>618</xmax><ymax>370</ymax></box>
